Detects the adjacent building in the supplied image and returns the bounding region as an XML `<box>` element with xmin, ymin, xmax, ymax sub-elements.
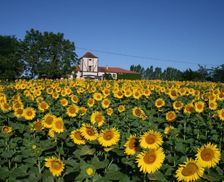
<box><xmin>75</xmin><ymin>52</ymin><xmax>138</xmax><ymax>80</ymax></box>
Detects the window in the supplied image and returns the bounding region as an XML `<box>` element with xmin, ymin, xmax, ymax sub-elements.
<box><xmin>89</xmin><ymin>66</ymin><xmax>92</xmax><ymax>71</ymax></box>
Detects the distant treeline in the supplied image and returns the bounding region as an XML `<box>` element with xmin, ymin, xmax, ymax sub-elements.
<box><xmin>130</xmin><ymin>64</ymin><xmax>224</xmax><ymax>82</ymax></box>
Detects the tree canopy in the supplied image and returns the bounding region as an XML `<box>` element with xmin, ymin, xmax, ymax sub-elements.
<box><xmin>0</xmin><ymin>35</ymin><xmax>24</xmax><ymax>80</ymax></box>
<box><xmin>21</xmin><ymin>29</ymin><xmax>78</xmax><ymax>79</ymax></box>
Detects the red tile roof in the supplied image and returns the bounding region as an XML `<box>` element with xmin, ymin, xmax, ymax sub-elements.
<box><xmin>98</xmin><ymin>67</ymin><xmax>138</xmax><ymax>74</ymax></box>
<box><xmin>81</xmin><ymin>52</ymin><xmax>98</xmax><ymax>59</ymax></box>
<box><xmin>75</xmin><ymin>66</ymin><xmax>138</xmax><ymax>74</ymax></box>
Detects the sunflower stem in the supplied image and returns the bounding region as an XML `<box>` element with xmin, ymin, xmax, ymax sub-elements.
<box><xmin>183</xmin><ymin>121</ymin><xmax>186</xmax><ymax>141</ymax></box>
<box><xmin>38</xmin><ymin>158</ymin><xmax>41</xmax><ymax>173</ymax></box>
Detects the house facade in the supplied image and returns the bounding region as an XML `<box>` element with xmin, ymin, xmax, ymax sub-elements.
<box><xmin>75</xmin><ymin>52</ymin><xmax>137</xmax><ymax>80</ymax></box>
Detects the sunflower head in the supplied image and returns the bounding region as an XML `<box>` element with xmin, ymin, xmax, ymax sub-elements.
<box><xmin>139</xmin><ymin>130</ymin><xmax>163</xmax><ymax>149</ymax></box>
<box><xmin>98</xmin><ymin>128</ymin><xmax>120</xmax><ymax>147</ymax></box>
<box><xmin>23</xmin><ymin>107</ymin><xmax>36</xmax><ymax>120</ymax></box>
<box><xmin>176</xmin><ymin>159</ymin><xmax>204</xmax><ymax>182</ymax></box>
<box><xmin>45</xmin><ymin>157</ymin><xmax>64</xmax><ymax>177</ymax></box>
<box><xmin>66</xmin><ymin>105</ymin><xmax>79</xmax><ymax>117</ymax></box>
<box><xmin>218</xmin><ymin>108</ymin><xmax>224</xmax><ymax>121</ymax></box>
<box><xmin>136</xmin><ymin>147</ymin><xmax>165</xmax><ymax>174</ymax></box>
<box><xmin>196</xmin><ymin>143</ymin><xmax>221</xmax><ymax>168</ymax></box>
<box><xmin>70</xmin><ymin>129</ymin><xmax>86</xmax><ymax>145</ymax></box>
<box><xmin>124</xmin><ymin>135</ymin><xmax>139</xmax><ymax>155</ymax></box>
<box><xmin>155</xmin><ymin>98</ymin><xmax>165</xmax><ymax>108</ymax></box>
<box><xmin>2</xmin><ymin>126</ymin><xmax>13</xmax><ymax>134</ymax></box>
<box><xmin>80</xmin><ymin>124</ymin><xmax>98</xmax><ymax>141</ymax></box>
<box><xmin>90</xmin><ymin>111</ymin><xmax>105</xmax><ymax>127</ymax></box>
<box><xmin>194</xmin><ymin>101</ymin><xmax>205</xmax><ymax>113</ymax></box>
<box><xmin>166</xmin><ymin>111</ymin><xmax>176</xmax><ymax>122</ymax></box>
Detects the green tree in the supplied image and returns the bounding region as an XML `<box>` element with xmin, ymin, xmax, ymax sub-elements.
<box><xmin>212</xmin><ymin>64</ymin><xmax>224</xmax><ymax>82</ymax></box>
<box><xmin>21</xmin><ymin>29</ymin><xmax>78</xmax><ymax>79</ymax></box>
<box><xmin>130</xmin><ymin>64</ymin><xmax>144</xmax><ymax>79</ymax></box>
<box><xmin>0</xmin><ymin>35</ymin><xmax>24</xmax><ymax>80</ymax></box>
<box><xmin>162</xmin><ymin>67</ymin><xmax>182</xmax><ymax>80</ymax></box>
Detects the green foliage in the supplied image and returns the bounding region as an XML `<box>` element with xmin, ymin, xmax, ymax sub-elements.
<box><xmin>117</xmin><ymin>73</ymin><xmax>141</xmax><ymax>80</ymax></box>
<box><xmin>103</xmin><ymin>73</ymin><xmax>113</xmax><ymax>80</ymax></box>
<box><xmin>21</xmin><ymin>29</ymin><xmax>78</xmax><ymax>79</ymax></box>
<box><xmin>0</xmin><ymin>36</ymin><xmax>24</xmax><ymax>80</ymax></box>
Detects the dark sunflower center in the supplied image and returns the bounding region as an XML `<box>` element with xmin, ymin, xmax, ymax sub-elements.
<box><xmin>201</xmin><ymin>148</ymin><xmax>214</xmax><ymax>161</ymax></box>
<box><xmin>181</xmin><ymin>162</ymin><xmax>198</xmax><ymax>176</ymax></box>
<box><xmin>34</xmin><ymin>122</ymin><xmax>42</xmax><ymax>130</ymax></box>
<box><xmin>45</xmin><ymin>116</ymin><xmax>53</xmax><ymax>125</ymax></box>
<box><xmin>145</xmin><ymin>134</ymin><xmax>156</xmax><ymax>144</ymax></box>
<box><xmin>17</xmin><ymin>109</ymin><xmax>23</xmax><ymax>114</ymax></box>
<box><xmin>143</xmin><ymin>152</ymin><xmax>156</xmax><ymax>164</ymax></box>
<box><xmin>69</xmin><ymin>107</ymin><xmax>76</xmax><ymax>114</ymax></box>
<box><xmin>55</xmin><ymin>121</ymin><xmax>63</xmax><ymax>129</ymax></box>
<box><xmin>157</xmin><ymin>100</ymin><xmax>163</xmax><ymax>106</ymax></box>
<box><xmin>95</xmin><ymin>114</ymin><xmax>102</xmax><ymax>123</ymax></box>
<box><xmin>135</xmin><ymin>109</ymin><xmax>142</xmax><ymax>116</ymax></box>
<box><xmin>52</xmin><ymin>161</ymin><xmax>62</xmax><ymax>170</ymax></box>
<box><xmin>41</xmin><ymin>103</ymin><xmax>47</xmax><ymax>109</ymax></box>
<box><xmin>74</xmin><ymin>131</ymin><xmax>83</xmax><ymax>140</ymax></box>
<box><xmin>103</xmin><ymin>131</ymin><xmax>114</xmax><ymax>140</ymax></box>
<box><xmin>27</xmin><ymin>110</ymin><xmax>33</xmax><ymax>116</ymax></box>
<box><xmin>128</xmin><ymin>138</ymin><xmax>136</xmax><ymax>149</ymax></box>
<box><xmin>86</xmin><ymin>128</ymin><xmax>94</xmax><ymax>136</ymax></box>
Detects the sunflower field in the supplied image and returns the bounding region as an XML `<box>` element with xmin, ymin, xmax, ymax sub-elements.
<box><xmin>0</xmin><ymin>79</ymin><xmax>224</xmax><ymax>182</ymax></box>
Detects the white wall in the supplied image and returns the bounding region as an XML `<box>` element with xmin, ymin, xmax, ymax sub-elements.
<box><xmin>80</xmin><ymin>57</ymin><xmax>98</xmax><ymax>72</ymax></box>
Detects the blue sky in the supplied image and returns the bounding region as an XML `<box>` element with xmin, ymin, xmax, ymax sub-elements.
<box><xmin>1</xmin><ymin>0</ymin><xmax>224</xmax><ymax>71</ymax></box>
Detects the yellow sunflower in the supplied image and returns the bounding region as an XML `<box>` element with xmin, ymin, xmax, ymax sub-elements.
<box><xmin>31</xmin><ymin>120</ymin><xmax>44</xmax><ymax>131</ymax></box>
<box><xmin>106</xmin><ymin>108</ymin><xmax>113</xmax><ymax>116</ymax></box>
<box><xmin>38</xmin><ymin>101</ymin><xmax>49</xmax><ymax>112</ymax></box>
<box><xmin>208</xmin><ymin>100</ymin><xmax>217</xmax><ymax>110</ymax></box>
<box><xmin>45</xmin><ymin>157</ymin><xmax>64</xmax><ymax>177</ymax></box>
<box><xmin>164</xmin><ymin>126</ymin><xmax>174</xmax><ymax>135</ymax></box>
<box><xmin>124</xmin><ymin>89</ymin><xmax>132</xmax><ymax>97</ymax></box>
<box><xmin>155</xmin><ymin>98</ymin><xmax>165</xmax><ymax>109</ymax></box>
<box><xmin>132</xmin><ymin>107</ymin><xmax>144</xmax><ymax>118</ymax></box>
<box><xmin>136</xmin><ymin>147</ymin><xmax>165</xmax><ymax>174</ymax></box>
<box><xmin>23</xmin><ymin>107</ymin><xmax>36</xmax><ymax>120</ymax></box>
<box><xmin>70</xmin><ymin>95</ymin><xmax>79</xmax><ymax>103</ymax></box>
<box><xmin>52</xmin><ymin>117</ymin><xmax>65</xmax><ymax>133</ymax></box>
<box><xmin>194</xmin><ymin>101</ymin><xmax>205</xmax><ymax>113</ymax></box>
<box><xmin>133</xmin><ymin>90</ymin><xmax>142</xmax><ymax>99</ymax></box>
<box><xmin>42</xmin><ymin>113</ymin><xmax>56</xmax><ymax>129</ymax></box>
<box><xmin>80</xmin><ymin>124</ymin><xmax>98</xmax><ymax>141</ymax></box>
<box><xmin>85</xmin><ymin>167</ymin><xmax>95</xmax><ymax>176</ymax></box>
<box><xmin>93</xmin><ymin>92</ymin><xmax>103</xmax><ymax>101</ymax></box>
<box><xmin>98</xmin><ymin>128</ymin><xmax>120</xmax><ymax>147</ymax></box>
<box><xmin>101</xmin><ymin>99</ymin><xmax>111</xmax><ymax>109</ymax></box>
<box><xmin>173</xmin><ymin>100</ymin><xmax>183</xmax><ymax>111</ymax></box>
<box><xmin>60</xmin><ymin>98</ymin><xmax>69</xmax><ymax>107</ymax></box>
<box><xmin>118</xmin><ymin>105</ymin><xmax>125</xmax><ymax>113</ymax></box>
<box><xmin>90</xmin><ymin>111</ymin><xmax>105</xmax><ymax>127</ymax></box>
<box><xmin>196</xmin><ymin>143</ymin><xmax>221</xmax><ymax>168</ymax></box>
<box><xmin>184</xmin><ymin>103</ymin><xmax>194</xmax><ymax>115</ymax></box>
<box><xmin>166</xmin><ymin>111</ymin><xmax>176</xmax><ymax>122</ymax></box>
<box><xmin>139</xmin><ymin>130</ymin><xmax>163</xmax><ymax>149</ymax></box>
<box><xmin>2</xmin><ymin>126</ymin><xmax>13</xmax><ymax>134</ymax></box>
<box><xmin>66</xmin><ymin>104</ymin><xmax>79</xmax><ymax>117</ymax></box>
<box><xmin>169</xmin><ymin>89</ymin><xmax>178</xmax><ymax>100</ymax></box>
<box><xmin>0</xmin><ymin>102</ymin><xmax>12</xmax><ymax>112</ymax></box>
<box><xmin>70</xmin><ymin>129</ymin><xmax>86</xmax><ymax>145</ymax></box>
<box><xmin>79</xmin><ymin>106</ymin><xmax>87</xmax><ymax>116</ymax></box>
<box><xmin>176</xmin><ymin>159</ymin><xmax>204</xmax><ymax>182</ymax></box>
<box><xmin>87</xmin><ymin>98</ymin><xmax>95</xmax><ymax>107</ymax></box>
<box><xmin>124</xmin><ymin>135</ymin><xmax>138</xmax><ymax>155</ymax></box>
<box><xmin>14</xmin><ymin>108</ymin><xmax>24</xmax><ymax>119</ymax></box>
<box><xmin>218</xmin><ymin>108</ymin><xmax>224</xmax><ymax>121</ymax></box>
